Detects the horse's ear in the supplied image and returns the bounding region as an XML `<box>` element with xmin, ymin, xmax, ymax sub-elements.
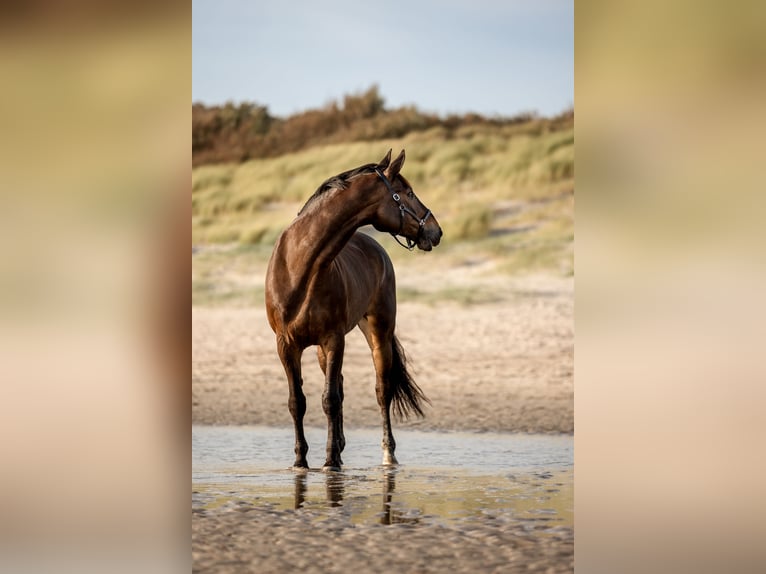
<box><xmin>386</xmin><ymin>149</ymin><xmax>406</xmax><ymax>178</ymax></box>
<box><xmin>377</xmin><ymin>149</ymin><xmax>392</xmax><ymax>170</ymax></box>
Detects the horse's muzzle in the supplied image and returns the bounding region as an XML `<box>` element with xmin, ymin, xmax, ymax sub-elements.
<box><xmin>417</xmin><ymin>226</ymin><xmax>442</xmax><ymax>251</ymax></box>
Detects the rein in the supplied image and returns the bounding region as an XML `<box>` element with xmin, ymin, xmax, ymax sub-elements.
<box><xmin>374</xmin><ymin>169</ymin><xmax>432</xmax><ymax>251</ymax></box>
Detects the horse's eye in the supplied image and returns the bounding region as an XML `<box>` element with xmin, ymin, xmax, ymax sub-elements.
<box><xmin>407</xmin><ymin>190</ymin><xmax>414</xmax><ymax>199</ymax></box>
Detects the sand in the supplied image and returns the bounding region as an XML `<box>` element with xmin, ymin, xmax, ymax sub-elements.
<box><xmin>192</xmin><ymin>274</ymin><xmax>573</xmax><ymax>434</ymax></box>
<box><xmin>192</xmin><ymin>271</ymin><xmax>573</xmax><ymax>573</ymax></box>
<box><xmin>193</xmin><ymin>502</ymin><xmax>573</xmax><ymax>574</ymax></box>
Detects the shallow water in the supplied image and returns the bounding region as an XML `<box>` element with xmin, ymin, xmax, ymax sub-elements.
<box><xmin>193</xmin><ymin>426</ymin><xmax>573</xmax><ymax>528</ymax></box>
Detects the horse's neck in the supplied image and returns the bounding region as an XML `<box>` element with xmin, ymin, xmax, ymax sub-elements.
<box><xmin>279</xmin><ymin>190</ymin><xmax>373</xmax><ymax>289</ymax></box>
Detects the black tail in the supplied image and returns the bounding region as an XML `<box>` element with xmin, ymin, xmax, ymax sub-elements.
<box><xmin>390</xmin><ymin>335</ymin><xmax>430</xmax><ymax>420</ymax></box>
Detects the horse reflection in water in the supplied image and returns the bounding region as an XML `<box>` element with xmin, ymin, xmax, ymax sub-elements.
<box><xmin>325</xmin><ymin>473</ymin><xmax>344</xmax><ymax>508</ymax></box>
<box><xmin>379</xmin><ymin>468</ymin><xmax>420</xmax><ymax>525</ymax></box>
<box><xmin>291</xmin><ymin>472</ymin><xmax>344</xmax><ymax>509</ymax></box>
<box><xmin>293</xmin><ymin>473</ymin><xmax>308</xmax><ymax>510</ymax></box>
<box><xmin>266</xmin><ymin>150</ymin><xmax>442</xmax><ymax>470</ymax></box>
<box><xmin>291</xmin><ymin>470</ymin><xmax>420</xmax><ymax>524</ymax></box>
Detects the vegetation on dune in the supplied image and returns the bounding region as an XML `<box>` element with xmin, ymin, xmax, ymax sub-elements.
<box><xmin>192</xmin><ymin>88</ymin><xmax>573</xmax><ymax>302</ymax></box>
<box><xmin>192</xmin><ymin>85</ymin><xmax>571</xmax><ymax>167</ymax></box>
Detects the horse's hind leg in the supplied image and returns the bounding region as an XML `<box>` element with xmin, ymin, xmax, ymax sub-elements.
<box><xmin>375</xmin><ymin>342</ymin><xmax>398</xmax><ymax>466</ymax></box>
<box><xmin>319</xmin><ymin>334</ymin><xmax>345</xmax><ymax>470</ymax></box>
<box><xmin>317</xmin><ymin>346</ymin><xmax>345</xmax><ymax>463</ymax></box>
<box><xmin>359</xmin><ymin>318</ymin><xmax>398</xmax><ymax>466</ymax></box>
<box><xmin>277</xmin><ymin>338</ymin><xmax>308</xmax><ymax>469</ymax></box>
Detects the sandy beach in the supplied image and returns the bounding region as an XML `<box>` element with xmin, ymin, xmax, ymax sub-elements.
<box><xmin>192</xmin><ymin>266</ymin><xmax>572</xmax><ymax>573</ymax></box>
<box><xmin>192</xmin><ymin>273</ymin><xmax>573</xmax><ymax>434</ymax></box>
<box><xmin>193</xmin><ymin>499</ymin><xmax>574</xmax><ymax>574</ymax></box>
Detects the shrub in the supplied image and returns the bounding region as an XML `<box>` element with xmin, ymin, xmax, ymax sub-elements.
<box><xmin>191</xmin><ymin>86</ymin><xmax>570</xmax><ymax>166</ymax></box>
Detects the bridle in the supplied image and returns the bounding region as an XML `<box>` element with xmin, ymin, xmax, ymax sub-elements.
<box><xmin>375</xmin><ymin>169</ymin><xmax>432</xmax><ymax>250</ymax></box>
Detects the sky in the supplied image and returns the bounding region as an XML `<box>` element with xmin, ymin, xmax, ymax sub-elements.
<box><xmin>192</xmin><ymin>0</ymin><xmax>573</xmax><ymax>118</ymax></box>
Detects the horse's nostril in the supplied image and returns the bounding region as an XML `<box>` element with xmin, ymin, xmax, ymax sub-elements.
<box><xmin>439</xmin><ymin>228</ymin><xmax>443</xmax><ymax>238</ymax></box>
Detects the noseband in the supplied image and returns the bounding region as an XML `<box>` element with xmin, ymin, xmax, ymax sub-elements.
<box><xmin>375</xmin><ymin>169</ymin><xmax>432</xmax><ymax>250</ymax></box>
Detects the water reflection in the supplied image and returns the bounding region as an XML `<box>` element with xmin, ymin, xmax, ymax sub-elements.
<box><xmin>194</xmin><ymin>427</ymin><xmax>573</xmax><ymax>528</ymax></box>
<box><xmin>380</xmin><ymin>468</ymin><xmax>395</xmax><ymax>524</ymax></box>
<box><xmin>291</xmin><ymin>469</ymin><xmax>419</xmax><ymax>524</ymax></box>
<box><xmin>293</xmin><ymin>472</ymin><xmax>307</xmax><ymax>509</ymax></box>
<box><xmin>325</xmin><ymin>472</ymin><xmax>344</xmax><ymax>507</ymax></box>
<box><xmin>380</xmin><ymin>468</ymin><xmax>420</xmax><ymax>525</ymax></box>
<box><xmin>293</xmin><ymin>471</ymin><xmax>349</xmax><ymax>509</ymax></box>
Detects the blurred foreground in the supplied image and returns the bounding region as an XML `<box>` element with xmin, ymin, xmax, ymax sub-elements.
<box><xmin>577</xmin><ymin>1</ymin><xmax>766</xmax><ymax>572</ymax></box>
<box><xmin>0</xmin><ymin>3</ymin><xmax>189</xmax><ymax>572</ymax></box>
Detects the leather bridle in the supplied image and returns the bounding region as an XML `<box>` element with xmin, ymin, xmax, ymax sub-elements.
<box><xmin>374</xmin><ymin>169</ymin><xmax>432</xmax><ymax>250</ymax></box>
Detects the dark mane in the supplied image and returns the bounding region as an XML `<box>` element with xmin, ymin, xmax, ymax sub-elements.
<box><xmin>297</xmin><ymin>163</ymin><xmax>378</xmax><ymax>216</ymax></box>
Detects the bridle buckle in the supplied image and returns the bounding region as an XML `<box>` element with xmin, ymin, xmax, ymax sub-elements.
<box><xmin>375</xmin><ymin>169</ymin><xmax>429</xmax><ymax>251</ymax></box>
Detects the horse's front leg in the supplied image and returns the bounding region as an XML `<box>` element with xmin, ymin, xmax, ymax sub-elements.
<box><xmin>320</xmin><ymin>335</ymin><xmax>345</xmax><ymax>470</ymax></box>
<box><xmin>277</xmin><ymin>338</ymin><xmax>308</xmax><ymax>468</ymax></box>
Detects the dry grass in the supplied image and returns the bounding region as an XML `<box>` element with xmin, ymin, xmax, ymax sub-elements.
<box><xmin>192</xmin><ymin>121</ymin><xmax>573</xmax><ymax>303</ymax></box>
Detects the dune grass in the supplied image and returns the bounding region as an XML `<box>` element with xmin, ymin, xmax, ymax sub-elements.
<box><xmin>192</xmin><ymin>120</ymin><xmax>573</xmax><ymax>294</ymax></box>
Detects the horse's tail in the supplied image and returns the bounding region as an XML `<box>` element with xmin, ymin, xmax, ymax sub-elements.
<box><xmin>390</xmin><ymin>334</ymin><xmax>430</xmax><ymax>420</ymax></box>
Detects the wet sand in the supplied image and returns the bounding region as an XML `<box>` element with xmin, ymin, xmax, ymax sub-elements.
<box><xmin>193</xmin><ymin>427</ymin><xmax>573</xmax><ymax>574</ymax></box>
<box><xmin>192</xmin><ymin>272</ymin><xmax>573</xmax><ymax>573</ymax></box>
<box><xmin>193</xmin><ymin>501</ymin><xmax>573</xmax><ymax>574</ymax></box>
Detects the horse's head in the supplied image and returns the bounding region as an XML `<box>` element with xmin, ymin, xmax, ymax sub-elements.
<box><xmin>371</xmin><ymin>149</ymin><xmax>442</xmax><ymax>251</ymax></box>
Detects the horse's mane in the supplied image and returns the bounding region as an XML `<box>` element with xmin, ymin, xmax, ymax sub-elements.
<box><xmin>297</xmin><ymin>163</ymin><xmax>378</xmax><ymax>216</ymax></box>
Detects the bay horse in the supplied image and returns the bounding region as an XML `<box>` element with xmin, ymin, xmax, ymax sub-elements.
<box><xmin>265</xmin><ymin>149</ymin><xmax>442</xmax><ymax>470</ymax></box>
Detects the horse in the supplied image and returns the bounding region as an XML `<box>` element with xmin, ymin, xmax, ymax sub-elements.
<box><xmin>265</xmin><ymin>149</ymin><xmax>442</xmax><ymax>470</ymax></box>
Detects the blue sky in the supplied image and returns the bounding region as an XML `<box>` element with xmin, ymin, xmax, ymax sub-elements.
<box><xmin>193</xmin><ymin>0</ymin><xmax>573</xmax><ymax>118</ymax></box>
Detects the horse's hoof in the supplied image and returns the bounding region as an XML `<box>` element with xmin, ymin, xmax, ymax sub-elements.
<box><xmin>292</xmin><ymin>460</ymin><xmax>309</xmax><ymax>470</ymax></box>
<box><xmin>322</xmin><ymin>463</ymin><xmax>342</xmax><ymax>472</ymax></box>
<box><xmin>382</xmin><ymin>452</ymin><xmax>399</xmax><ymax>466</ymax></box>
